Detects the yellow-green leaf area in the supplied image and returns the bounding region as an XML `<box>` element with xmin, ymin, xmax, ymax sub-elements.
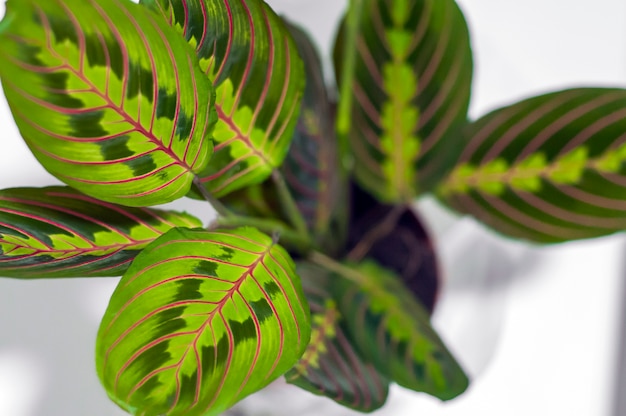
<box><xmin>547</xmin><ymin>147</ymin><xmax>588</xmax><ymax>184</ymax></box>
<box><xmin>593</xmin><ymin>143</ymin><xmax>626</xmax><ymax>173</ymax></box>
<box><xmin>379</xmin><ymin>61</ymin><xmax>420</xmax><ymax>201</ymax></box>
<box><xmin>509</xmin><ymin>153</ymin><xmax>547</xmax><ymax>192</ymax></box>
<box><xmin>293</xmin><ymin>300</ymin><xmax>339</xmax><ymax>374</ymax></box>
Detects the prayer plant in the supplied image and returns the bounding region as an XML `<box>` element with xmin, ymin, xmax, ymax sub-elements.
<box><xmin>1</xmin><ymin>0</ymin><xmax>625</xmax><ymax>415</ymax></box>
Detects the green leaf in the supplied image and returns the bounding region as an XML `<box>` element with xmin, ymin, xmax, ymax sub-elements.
<box><xmin>283</xmin><ymin>22</ymin><xmax>348</xmax><ymax>253</ymax></box>
<box><xmin>97</xmin><ymin>227</ymin><xmax>311</xmax><ymax>416</ymax></box>
<box><xmin>333</xmin><ymin>260</ymin><xmax>468</xmax><ymax>400</ymax></box>
<box><xmin>334</xmin><ymin>0</ymin><xmax>472</xmax><ymax>202</ymax></box>
<box><xmin>0</xmin><ymin>0</ymin><xmax>216</xmax><ymax>207</ymax></box>
<box><xmin>439</xmin><ymin>88</ymin><xmax>626</xmax><ymax>243</ymax></box>
<box><xmin>143</xmin><ymin>0</ymin><xmax>305</xmax><ymax>197</ymax></box>
<box><xmin>285</xmin><ymin>262</ymin><xmax>389</xmax><ymax>412</ymax></box>
<box><xmin>0</xmin><ymin>186</ymin><xmax>201</xmax><ymax>278</ymax></box>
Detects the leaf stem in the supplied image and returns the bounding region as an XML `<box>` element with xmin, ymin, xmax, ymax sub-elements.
<box><xmin>335</xmin><ymin>0</ymin><xmax>364</xmax><ymax>168</ymax></box>
<box><xmin>215</xmin><ymin>216</ymin><xmax>311</xmax><ymax>254</ymax></box>
<box><xmin>192</xmin><ymin>176</ymin><xmax>235</xmax><ymax>218</ymax></box>
<box><xmin>308</xmin><ymin>251</ymin><xmax>366</xmax><ymax>286</ymax></box>
<box><xmin>271</xmin><ymin>170</ymin><xmax>309</xmax><ymax>236</ymax></box>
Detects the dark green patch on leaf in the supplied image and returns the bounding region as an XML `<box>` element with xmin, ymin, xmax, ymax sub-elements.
<box><xmin>250</xmin><ymin>298</ymin><xmax>273</xmax><ymax>324</ymax></box>
<box><xmin>175</xmin><ymin>279</ymin><xmax>203</xmax><ymax>301</ymax></box>
<box><xmin>229</xmin><ymin>318</ymin><xmax>257</xmax><ymax>346</ymax></box>
<box><xmin>194</xmin><ymin>260</ymin><xmax>218</xmax><ymax>277</ymax></box>
<box><xmin>100</xmin><ymin>136</ymin><xmax>134</xmax><ymax>161</ymax></box>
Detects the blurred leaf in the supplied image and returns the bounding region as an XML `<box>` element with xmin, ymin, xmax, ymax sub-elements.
<box><xmin>334</xmin><ymin>0</ymin><xmax>472</xmax><ymax>202</ymax></box>
<box><xmin>220</xmin><ymin>179</ymin><xmax>282</xmax><ymax>220</ymax></box>
<box><xmin>347</xmin><ymin>182</ymin><xmax>439</xmax><ymax>313</ymax></box>
<box><xmin>334</xmin><ymin>260</ymin><xmax>468</xmax><ymax>400</ymax></box>
<box><xmin>439</xmin><ymin>88</ymin><xmax>626</xmax><ymax>242</ymax></box>
<box><xmin>0</xmin><ymin>186</ymin><xmax>201</xmax><ymax>278</ymax></box>
<box><xmin>144</xmin><ymin>0</ymin><xmax>305</xmax><ymax>196</ymax></box>
<box><xmin>282</xmin><ymin>23</ymin><xmax>348</xmax><ymax>252</ymax></box>
<box><xmin>0</xmin><ymin>0</ymin><xmax>215</xmax><ymax>206</ymax></box>
<box><xmin>285</xmin><ymin>262</ymin><xmax>389</xmax><ymax>412</ymax></box>
<box><xmin>97</xmin><ymin>227</ymin><xmax>311</xmax><ymax>416</ymax></box>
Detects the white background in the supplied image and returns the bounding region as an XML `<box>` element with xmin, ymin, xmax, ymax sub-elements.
<box><xmin>1</xmin><ymin>1</ymin><xmax>626</xmax><ymax>415</ymax></box>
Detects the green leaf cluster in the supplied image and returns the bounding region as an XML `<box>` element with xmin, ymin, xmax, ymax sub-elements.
<box><xmin>2</xmin><ymin>0</ymin><xmax>625</xmax><ymax>414</ymax></box>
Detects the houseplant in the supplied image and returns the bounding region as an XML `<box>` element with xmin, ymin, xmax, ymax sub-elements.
<box><xmin>1</xmin><ymin>0</ymin><xmax>626</xmax><ymax>415</ymax></box>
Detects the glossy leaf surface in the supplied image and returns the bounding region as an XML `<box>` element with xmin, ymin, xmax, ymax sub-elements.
<box><xmin>285</xmin><ymin>262</ymin><xmax>389</xmax><ymax>412</ymax></box>
<box><xmin>280</xmin><ymin>23</ymin><xmax>347</xmax><ymax>253</ymax></box>
<box><xmin>144</xmin><ymin>0</ymin><xmax>305</xmax><ymax>196</ymax></box>
<box><xmin>334</xmin><ymin>0</ymin><xmax>472</xmax><ymax>202</ymax></box>
<box><xmin>347</xmin><ymin>182</ymin><xmax>439</xmax><ymax>313</ymax></box>
<box><xmin>0</xmin><ymin>186</ymin><xmax>201</xmax><ymax>279</ymax></box>
<box><xmin>0</xmin><ymin>0</ymin><xmax>215</xmax><ymax>207</ymax></box>
<box><xmin>97</xmin><ymin>227</ymin><xmax>311</xmax><ymax>416</ymax></box>
<box><xmin>439</xmin><ymin>88</ymin><xmax>626</xmax><ymax>242</ymax></box>
<box><xmin>335</xmin><ymin>261</ymin><xmax>468</xmax><ymax>400</ymax></box>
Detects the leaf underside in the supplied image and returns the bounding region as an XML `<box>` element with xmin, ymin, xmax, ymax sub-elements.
<box><xmin>334</xmin><ymin>0</ymin><xmax>472</xmax><ymax>203</ymax></box>
<box><xmin>97</xmin><ymin>227</ymin><xmax>311</xmax><ymax>416</ymax></box>
<box><xmin>334</xmin><ymin>261</ymin><xmax>468</xmax><ymax>400</ymax></box>
<box><xmin>0</xmin><ymin>186</ymin><xmax>202</xmax><ymax>279</ymax></box>
<box><xmin>143</xmin><ymin>0</ymin><xmax>305</xmax><ymax>197</ymax></box>
<box><xmin>347</xmin><ymin>182</ymin><xmax>439</xmax><ymax>313</ymax></box>
<box><xmin>285</xmin><ymin>262</ymin><xmax>389</xmax><ymax>412</ymax></box>
<box><xmin>0</xmin><ymin>0</ymin><xmax>216</xmax><ymax>206</ymax></box>
<box><xmin>440</xmin><ymin>88</ymin><xmax>626</xmax><ymax>243</ymax></box>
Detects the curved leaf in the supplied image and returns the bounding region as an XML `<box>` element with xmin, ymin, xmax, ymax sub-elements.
<box><xmin>143</xmin><ymin>0</ymin><xmax>305</xmax><ymax>196</ymax></box>
<box><xmin>97</xmin><ymin>227</ymin><xmax>311</xmax><ymax>416</ymax></box>
<box><xmin>285</xmin><ymin>262</ymin><xmax>389</xmax><ymax>412</ymax></box>
<box><xmin>0</xmin><ymin>186</ymin><xmax>201</xmax><ymax>279</ymax></box>
<box><xmin>347</xmin><ymin>182</ymin><xmax>439</xmax><ymax>313</ymax></box>
<box><xmin>334</xmin><ymin>0</ymin><xmax>472</xmax><ymax>202</ymax></box>
<box><xmin>334</xmin><ymin>260</ymin><xmax>468</xmax><ymax>400</ymax></box>
<box><xmin>0</xmin><ymin>0</ymin><xmax>215</xmax><ymax>206</ymax></box>
<box><xmin>439</xmin><ymin>88</ymin><xmax>626</xmax><ymax>243</ymax></box>
<box><xmin>283</xmin><ymin>22</ymin><xmax>347</xmax><ymax>253</ymax></box>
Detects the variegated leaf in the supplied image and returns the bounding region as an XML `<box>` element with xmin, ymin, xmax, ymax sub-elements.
<box><xmin>285</xmin><ymin>262</ymin><xmax>389</xmax><ymax>412</ymax></box>
<box><xmin>0</xmin><ymin>186</ymin><xmax>202</xmax><ymax>278</ymax></box>
<box><xmin>143</xmin><ymin>0</ymin><xmax>305</xmax><ymax>196</ymax></box>
<box><xmin>97</xmin><ymin>227</ymin><xmax>311</xmax><ymax>416</ymax></box>
<box><xmin>439</xmin><ymin>88</ymin><xmax>626</xmax><ymax>243</ymax></box>
<box><xmin>0</xmin><ymin>0</ymin><xmax>216</xmax><ymax>207</ymax></box>
<box><xmin>334</xmin><ymin>0</ymin><xmax>472</xmax><ymax>202</ymax></box>
<box><xmin>334</xmin><ymin>260</ymin><xmax>468</xmax><ymax>400</ymax></box>
<box><xmin>283</xmin><ymin>22</ymin><xmax>347</xmax><ymax>253</ymax></box>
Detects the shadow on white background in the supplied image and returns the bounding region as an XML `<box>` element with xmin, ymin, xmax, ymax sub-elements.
<box><xmin>0</xmin><ymin>0</ymin><xmax>625</xmax><ymax>415</ymax></box>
